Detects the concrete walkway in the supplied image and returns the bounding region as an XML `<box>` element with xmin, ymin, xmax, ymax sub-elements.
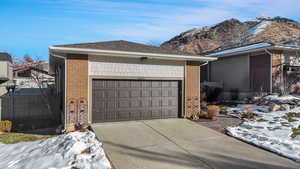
<box><xmin>93</xmin><ymin>119</ymin><xmax>300</xmax><ymax>169</ymax></box>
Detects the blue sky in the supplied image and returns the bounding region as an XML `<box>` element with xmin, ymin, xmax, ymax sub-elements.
<box><xmin>1</xmin><ymin>0</ymin><xmax>300</xmax><ymax>60</ymax></box>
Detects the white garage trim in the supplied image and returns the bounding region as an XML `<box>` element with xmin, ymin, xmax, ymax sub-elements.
<box><xmin>49</xmin><ymin>46</ymin><xmax>216</xmax><ymax>61</ymax></box>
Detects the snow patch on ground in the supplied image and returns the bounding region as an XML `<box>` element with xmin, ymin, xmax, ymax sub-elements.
<box><xmin>227</xmin><ymin>105</ymin><xmax>300</xmax><ymax>162</ymax></box>
<box><xmin>264</xmin><ymin>95</ymin><xmax>300</xmax><ymax>102</ymax></box>
<box><xmin>0</xmin><ymin>131</ymin><xmax>111</xmax><ymax>169</ymax></box>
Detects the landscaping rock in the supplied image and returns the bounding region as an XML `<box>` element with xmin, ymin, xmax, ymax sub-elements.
<box><xmin>269</xmin><ymin>103</ymin><xmax>281</xmax><ymax>112</ymax></box>
<box><xmin>280</xmin><ymin>104</ymin><xmax>291</xmax><ymax>111</ymax></box>
<box><xmin>295</xmin><ymin>100</ymin><xmax>300</xmax><ymax>105</ymax></box>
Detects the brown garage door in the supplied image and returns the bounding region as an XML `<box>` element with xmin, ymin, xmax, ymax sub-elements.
<box><xmin>92</xmin><ymin>79</ymin><xmax>181</xmax><ymax>123</ymax></box>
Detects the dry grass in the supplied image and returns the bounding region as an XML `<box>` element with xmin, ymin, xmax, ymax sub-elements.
<box><xmin>0</xmin><ymin>132</ymin><xmax>54</xmax><ymax>144</ymax></box>
<box><xmin>291</xmin><ymin>125</ymin><xmax>300</xmax><ymax>138</ymax></box>
<box><xmin>282</xmin><ymin>112</ymin><xmax>300</xmax><ymax>122</ymax></box>
<box><xmin>256</xmin><ymin>118</ymin><xmax>268</xmax><ymax>122</ymax></box>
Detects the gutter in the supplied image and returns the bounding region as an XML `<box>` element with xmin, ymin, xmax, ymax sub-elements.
<box><xmin>49</xmin><ymin>46</ymin><xmax>217</xmax><ymax>62</ymax></box>
<box><xmin>210</xmin><ymin>45</ymin><xmax>300</xmax><ymax>58</ymax></box>
<box><xmin>49</xmin><ymin>52</ymin><xmax>68</xmax><ymax>130</ymax></box>
<box><xmin>208</xmin><ymin>47</ymin><xmax>272</xmax><ymax>58</ymax></box>
<box><xmin>270</xmin><ymin>45</ymin><xmax>300</xmax><ymax>51</ymax></box>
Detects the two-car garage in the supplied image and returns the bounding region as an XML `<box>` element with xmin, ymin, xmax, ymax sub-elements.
<box><xmin>92</xmin><ymin>79</ymin><xmax>181</xmax><ymax>123</ymax></box>
<box><xmin>49</xmin><ymin>40</ymin><xmax>216</xmax><ymax>128</ymax></box>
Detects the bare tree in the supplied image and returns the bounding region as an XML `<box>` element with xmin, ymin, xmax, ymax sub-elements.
<box><xmin>13</xmin><ymin>55</ymin><xmax>55</xmax><ymax>119</ymax></box>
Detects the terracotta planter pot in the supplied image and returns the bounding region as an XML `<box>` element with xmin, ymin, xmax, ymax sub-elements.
<box><xmin>207</xmin><ymin>105</ymin><xmax>220</xmax><ymax>121</ymax></box>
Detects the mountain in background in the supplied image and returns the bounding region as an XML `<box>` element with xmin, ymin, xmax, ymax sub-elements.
<box><xmin>161</xmin><ymin>16</ymin><xmax>300</xmax><ymax>54</ymax></box>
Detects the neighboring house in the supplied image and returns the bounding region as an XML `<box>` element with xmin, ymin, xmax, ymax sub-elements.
<box><xmin>49</xmin><ymin>40</ymin><xmax>215</xmax><ymax>129</ymax></box>
<box><xmin>203</xmin><ymin>40</ymin><xmax>300</xmax><ymax>99</ymax></box>
<box><xmin>13</xmin><ymin>61</ymin><xmax>54</xmax><ymax>88</ymax></box>
<box><xmin>0</xmin><ymin>52</ymin><xmax>13</xmax><ymax>96</ymax></box>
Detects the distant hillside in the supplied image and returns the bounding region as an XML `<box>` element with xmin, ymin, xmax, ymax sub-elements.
<box><xmin>161</xmin><ymin>16</ymin><xmax>300</xmax><ymax>54</ymax></box>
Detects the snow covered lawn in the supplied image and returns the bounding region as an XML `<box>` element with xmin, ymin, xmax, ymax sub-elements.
<box><xmin>227</xmin><ymin>98</ymin><xmax>300</xmax><ymax>162</ymax></box>
<box><xmin>0</xmin><ymin>131</ymin><xmax>111</xmax><ymax>169</ymax></box>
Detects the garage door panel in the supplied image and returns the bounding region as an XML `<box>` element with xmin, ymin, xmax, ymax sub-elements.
<box><xmin>130</xmin><ymin>90</ymin><xmax>141</xmax><ymax>97</ymax></box>
<box><xmin>118</xmin><ymin>90</ymin><xmax>130</xmax><ymax>98</ymax></box>
<box><xmin>151</xmin><ymin>89</ymin><xmax>161</xmax><ymax>97</ymax></box>
<box><xmin>162</xmin><ymin>90</ymin><xmax>169</xmax><ymax>97</ymax></box>
<box><xmin>162</xmin><ymin>81</ymin><xmax>170</xmax><ymax>87</ymax></box>
<box><xmin>131</xmin><ymin>81</ymin><xmax>141</xmax><ymax>88</ymax></box>
<box><xmin>151</xmin><ymin>99</ymin><xmax>161</xmax><ymax>107</ymax></box>
<box><xmin>162</xmin><ymin>99</ymin><xmax>169</xmax><ymax>106</ymax></box>
<box><xmin>130</xmin><ymin>110</ymin><xmax>141</xmax><ymax>120</ymax></box>
<box><xmin>92</xmin><ymin>80</ymin><xmax>180</xmax><ymax>123</ymax></box>
<box><xmin>142</xmin><ymin>81</ymin><xmax>151</xmax><ymax>88</ymax></box>
<box><xmin>171</xmin><ymin>81</ymin><xmax>178</xmax><ymax>87</ymax></box>
<box><xmin>106</xmin><ymin>81</ymin><xmax>116</xmax><ymax>88</ymax></box>
<box><xmin>118</xmin><ymin>100</ymin><xmax>130</xmax><ymax>108</ymax></box>
<box><xmin>151</xmin><ymin>109</ymin><xmax>162</xmax><ymax>118</ymax></box>
<box><xmin>118</xmin><ymin>81</ymin><xmax>130</xmax><ymax>88</ymax></box>
<box><xmin>118</xmin><ymin>110</ymin><xmax>130</xmax><ymax>120</ymax></box>
<box><xmin>141</xmin><ymin>99</ymin><xmax>150</xmax><ymax>107</ymax></box>
<box><xmin>142</xmin><ymin>90</ymin><xmax>151</xmax><ymax>97</ymax></box>
<box><xmin>152</xmin><ymin>81</ymin><xmax>161</xmax><ymax>88</ymax></box>
<box><xmin>131</xmin><ymin>100</ymin><xmax>140</xmax><ymax>108</ymax></box>
<box><xmin>106</xmin><ymin>91</ymin><xmax>116</xmax><ymax>98</ymax></box>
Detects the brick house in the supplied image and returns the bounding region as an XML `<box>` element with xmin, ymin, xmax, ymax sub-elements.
<box><xmin>49</xmin><ymin>40</ymin><xmax>216</xmax><ymax>129</ymax></box>
<box><xmin>203</xmin><ymin>40</ymin><xmax>300</xmax><ymax>99</ymax></box>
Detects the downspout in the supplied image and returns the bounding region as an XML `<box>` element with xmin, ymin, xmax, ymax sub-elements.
<box><xmin>264</xmin><ymin>49</ymin><xmax>273</xmax><ymax>93</ymax></box>
<box><xmin>50</xmin><ymin>53</ymin><xmax>67</xmax><ymax>130</ymax></box>
<box><xmin>199</xmin><ymin>61</ymin><xmax>208</xmax><ymax>67</ymax></box>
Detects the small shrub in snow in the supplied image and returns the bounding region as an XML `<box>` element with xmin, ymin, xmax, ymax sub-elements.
<box><xmin>291</xmin><ymin>125</ymin><xmax>300</xmax><ymax>138</ymax></box>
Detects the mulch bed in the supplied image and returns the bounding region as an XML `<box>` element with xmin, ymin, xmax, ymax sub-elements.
<box><xmin>193</xmin><ymin>115</ymin><xmax>242</xmax><ymax>133</ymax></box>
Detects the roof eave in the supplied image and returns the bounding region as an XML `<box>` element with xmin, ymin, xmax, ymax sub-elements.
<box><xmin>49</xmin><ymin>46</ymin><xmax>217</xmax><ymax>62</ymax></box>
<box><xmin>271</xmin><ymin>45</ymin><xmax>300</xmax><ymax>51</ymax></box>
<box><xmin>207</xmin><ymin>45</ymin><xmax>300</xmax><ymax>58</ymax></box>
<box><xmin>207</xmin><ymin>48</ymin><xmax>269</xmax><ymax>58</ymax></box>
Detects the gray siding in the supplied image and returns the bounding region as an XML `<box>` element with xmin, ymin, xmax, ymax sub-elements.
<box><xmin>89</xmin><ymin>55</ymin><xmax>185</xmax><ymax>78</ymax></box>
<box><xmin>210</xmin><ymin>54</ymin><xmax>250</xmax><ymax>92</ymax></box>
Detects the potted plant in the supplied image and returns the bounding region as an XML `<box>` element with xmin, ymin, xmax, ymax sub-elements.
<box><xmin>207</xmin><ymin>105</ymin><xmax>220</xmax><ymax>120</ymax></box>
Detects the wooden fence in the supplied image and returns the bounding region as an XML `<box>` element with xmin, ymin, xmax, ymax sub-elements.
<box><xmin>0</xmin><ymin>88</ymin><xmax>60</xmax><ymax>130</ymax></box>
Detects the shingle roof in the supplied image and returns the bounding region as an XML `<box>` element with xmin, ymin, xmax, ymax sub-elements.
<box><xmin>55</xmin><ymin>40</ymin><xmax>197</xmax><ymax>56</ymax></box>
<box><xmin>0</xmin><ymin>52</ymin><xmax>12</xmax><ymax>62</ymax></box>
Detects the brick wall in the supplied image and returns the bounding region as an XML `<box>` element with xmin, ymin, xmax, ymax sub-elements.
<box><xmin>66</xmin><ymin>54</ymin><xmax>88</xmax><ymax>126</ymax></box>
<box><xmin>185</xmin><ymin>62</ymin><xmax>201</xmax><ymax>117</ymax></box>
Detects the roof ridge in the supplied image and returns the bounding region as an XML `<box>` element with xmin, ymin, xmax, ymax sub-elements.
<box><xmin>53</xmin><ymin>40</ymin><xmax>196</xmax><ymax>56</ymax></box>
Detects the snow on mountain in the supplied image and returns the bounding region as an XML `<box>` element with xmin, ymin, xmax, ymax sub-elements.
<box><xmin>161</xmin><ymin>16</ymin><xmax>300</xmax><ymax>54</ymax></box>
<box><xmin>246</xmin><ymin>21</ymin><xmax>272</xmax><ymax>36</ymax></box>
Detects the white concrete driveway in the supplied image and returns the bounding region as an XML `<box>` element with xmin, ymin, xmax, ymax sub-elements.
<box><xmin>93</xmin><ymin>119</ymin><xmax>300</xmax><ymax>169</ymax></box>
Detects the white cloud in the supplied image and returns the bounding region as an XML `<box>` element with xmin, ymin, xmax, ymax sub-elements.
<box><xmin>40</xmin><ymin>0</ymin><xmax>300</xmax><ymax>44</ymax></box>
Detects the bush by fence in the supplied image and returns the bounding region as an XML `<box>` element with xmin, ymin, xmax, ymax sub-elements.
<box><xmin>0</xmin><ymin>120</ymin><xmax>12</xmax><ymax>132</ymax></box>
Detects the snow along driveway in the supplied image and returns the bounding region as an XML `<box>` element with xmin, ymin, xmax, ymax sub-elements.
<box><xmin>227</xmin><ymin>99</ymin><xmax>300</xmax><ymax>162</ymax></box>
<box><xmin>0</xmin><ymin>131</ymin><xmax>111</xmax><ymax>169</ymax></box>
